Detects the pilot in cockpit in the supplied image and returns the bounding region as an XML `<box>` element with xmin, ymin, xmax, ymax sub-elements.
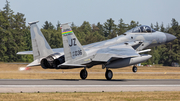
<box><xmin>133</xmin><ymin>25</ymin><xmax>156</xmax><ymax>33</ymax></box>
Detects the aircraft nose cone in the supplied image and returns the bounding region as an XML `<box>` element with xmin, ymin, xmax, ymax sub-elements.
<box><xmin>165</xmin><ymin>33</ymin><xmax>176</xmax><ymax>43</ymax></box>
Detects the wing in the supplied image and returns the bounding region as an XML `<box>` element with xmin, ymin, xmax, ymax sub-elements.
<box><xmin>92</xmin><ymin>44</ymin><xmax>140</xmax><ymax>62</ymax></box>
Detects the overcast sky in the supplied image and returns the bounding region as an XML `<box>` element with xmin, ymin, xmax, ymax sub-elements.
<box><xmin>0</xmin><ymin>0</ymin><xmax>180</xmax><ymax>28</ymax></box>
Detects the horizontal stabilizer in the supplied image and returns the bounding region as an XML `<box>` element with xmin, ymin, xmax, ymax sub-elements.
<box><xmin>17</xmin><ymin>48</ymin><xmax>64</xmax><ymax>55</ymax></box>
<box><xmin>58</xmin><ymin>64</ymin><xmax>86</xmax><ymax>67</ymax></box>
<box><xmin>17</xmin><ymin>51</ymin><xmax>33</xmax><ymax>55</ymax></box>
<box><xmin>27</xmin><ymin>59</ymin><xmax>40</xmax><ymax>67</ymax></box>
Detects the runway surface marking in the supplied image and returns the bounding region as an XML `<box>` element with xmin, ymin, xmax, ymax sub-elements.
<box><xmin>0</xmin><ymin>85</ymin><xmax>180</xmax><ymax>87</ymax></box>
<box><xmin>0</xmin><ymin>79</ymin><xmax>180</xmax><ymax>93</ymax></box>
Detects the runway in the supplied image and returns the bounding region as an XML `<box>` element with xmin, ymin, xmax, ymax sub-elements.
<box><xmin>0</xmin><ymin>79</ymin><xmax>180</xmax><ymax>93</ymax></box>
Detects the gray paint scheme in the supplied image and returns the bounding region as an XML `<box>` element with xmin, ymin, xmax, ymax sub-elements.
<box><xmin>61</xmin><ymin>23</ymin><xmax>87</xmax><ymax>64</ymax></box>
<box><xmin>17</xmin><ymin>22</ymin><xmax>176</xmax><ymax>69</ymax></box>
<box><xmin>29</xmin><ymin>21</ymin><xmax>53</xmax><ymax>61</ymax></box>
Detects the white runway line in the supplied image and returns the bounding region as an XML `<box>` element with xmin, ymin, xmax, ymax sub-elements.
<box><xmin>0</xmin><ymin>85</ymin><xmax>180</xmax><ymax>88</ymax></box>
<box><xmin>1</xmin><ymin>85</ymin><xmax>180</xmax><ymax>93</ymax></box>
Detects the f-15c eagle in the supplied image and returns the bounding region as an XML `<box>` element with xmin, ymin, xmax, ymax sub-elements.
<box><xmin>17</xmin><ymin>21</ymin><xmax>176</xmax><ymax>80</ymax></box>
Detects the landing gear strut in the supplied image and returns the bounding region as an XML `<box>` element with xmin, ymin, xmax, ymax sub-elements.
<box><xmin>105</xmin><ymin>69</ymin><xmax>113</xmax><ymax>80</ymax></box>
<box><xmin>132</xmin><ymin>66</ymin><xmax>137</xmax><ymax>73</ymax></box>
<box><xmin>80</xmin><ymin>69</ymin><xmax>88</xmax><ymax>80</ymax></box>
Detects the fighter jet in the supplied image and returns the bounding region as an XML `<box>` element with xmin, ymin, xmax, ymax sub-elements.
<box><xmin>17</xmin><ymin>21</ymin><xmax>176</xmax><ymax>80</ymax></box>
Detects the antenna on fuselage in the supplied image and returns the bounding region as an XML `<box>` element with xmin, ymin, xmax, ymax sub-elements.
<box><xmin>116</xmin><ymin>34</ymin><xmax>118</xmax><ymax>40</ymax></box>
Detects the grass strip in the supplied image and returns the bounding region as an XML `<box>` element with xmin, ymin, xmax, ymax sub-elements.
<box><xmin>0</xmin><ymin>91</ymin><xmax>180</xmax><ymax>101</ymax></box>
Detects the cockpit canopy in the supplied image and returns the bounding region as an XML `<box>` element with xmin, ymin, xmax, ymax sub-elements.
<box><xmin>131</xmin><ymin>25</ymin><xmax>156</xmax><ymax>33</ymax></box>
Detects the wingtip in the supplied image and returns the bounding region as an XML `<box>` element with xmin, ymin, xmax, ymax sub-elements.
<box><xmin>61</xmin><ymin>22</ymin><xmax>72</xmax><ymax>26</ymax></box>
<box><xmin>28</xmin><ymin>21</ymin><xmax>39</xmax><ymax>25</ymax></box>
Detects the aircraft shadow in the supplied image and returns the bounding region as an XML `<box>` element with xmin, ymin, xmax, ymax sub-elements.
<box><xmin>49</xmin><ymin>79</ymin><xmax>127</xmax><ymax>81</ymax></box>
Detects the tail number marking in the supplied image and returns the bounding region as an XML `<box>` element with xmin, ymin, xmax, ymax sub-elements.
<box><xmin>69</xmin><ymin>38</ymin><xmax>77</xmax><ymax>47</ymax></box>
<box><xmin>72</xmin><ymin>50</ymin><xmax>82</xmax><ymax>57</ymax></box>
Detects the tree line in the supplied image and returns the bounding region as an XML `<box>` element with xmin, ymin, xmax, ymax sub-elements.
<box><xmin>0</xmin><ymin>1</ymin><xmax>179</xmax><ymax>66</ymax></box>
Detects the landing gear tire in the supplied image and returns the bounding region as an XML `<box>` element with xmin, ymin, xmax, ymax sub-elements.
<box><xmin>132</xmin><ymin>66</ymin><xmax>137</xmax><ymax>73</ymax></box>
<box><xmin>80</xmin><ymin>69</ymin><xmax>88</xmax><ymax>80</ymax></box>
<box><xmin>105</xmin><ymin>70</ymin><xmax>113</xmax><ymax>80</ymax></box>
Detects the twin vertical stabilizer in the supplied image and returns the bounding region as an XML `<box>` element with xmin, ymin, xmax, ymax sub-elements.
<box><xmin>27</xmin><ymin>21</ymin><xmax>87</xmax><ymax>66</ymax></box>
<box><xmin>28</xmin><ymin>21</ymin><xmax>53</xmax><ymax>66</ymax></box>
<box><xmin>61</xmin><ymin>23</ymin><xmax>87</xmax><ymax>63</ymax></box>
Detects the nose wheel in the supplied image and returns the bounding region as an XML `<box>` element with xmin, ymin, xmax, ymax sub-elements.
<box><xmin>105</xmin><ymin>69</ymin><xmax>113</xmax><ymax>80</ymax></box>
<box><xmin>80</xmin><ymin>69</ymin><xmax>88</xmax><ymax>80</ymax></box>
<box><xmin>132</xmin><ymin>66</ymin><xmax>137</xmax><ymax>73</ymax></box>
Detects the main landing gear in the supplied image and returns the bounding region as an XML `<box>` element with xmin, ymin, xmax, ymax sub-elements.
<box><xmin>79</xmin><ymin>65</ymin><xmax>137</xmax><ymax>80</ymax></box>
<box><xmin>80</xmin><ymin>69</ymin><xmax>88</xmax><ymax>80</ymax></box>
<box><xmin>105</xmin><ymin>69</ymin><xmax>113</xmax><ymax>80</ymax></box>
<box><xmin>132</xmin><ymin>66</ymin><xmax>137</xmax><ymax>73</ymax></box>
<box><xmin>80</xmin><ymin>67</ymin><xmax>113</xmax><ymax>80</ymax></box>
